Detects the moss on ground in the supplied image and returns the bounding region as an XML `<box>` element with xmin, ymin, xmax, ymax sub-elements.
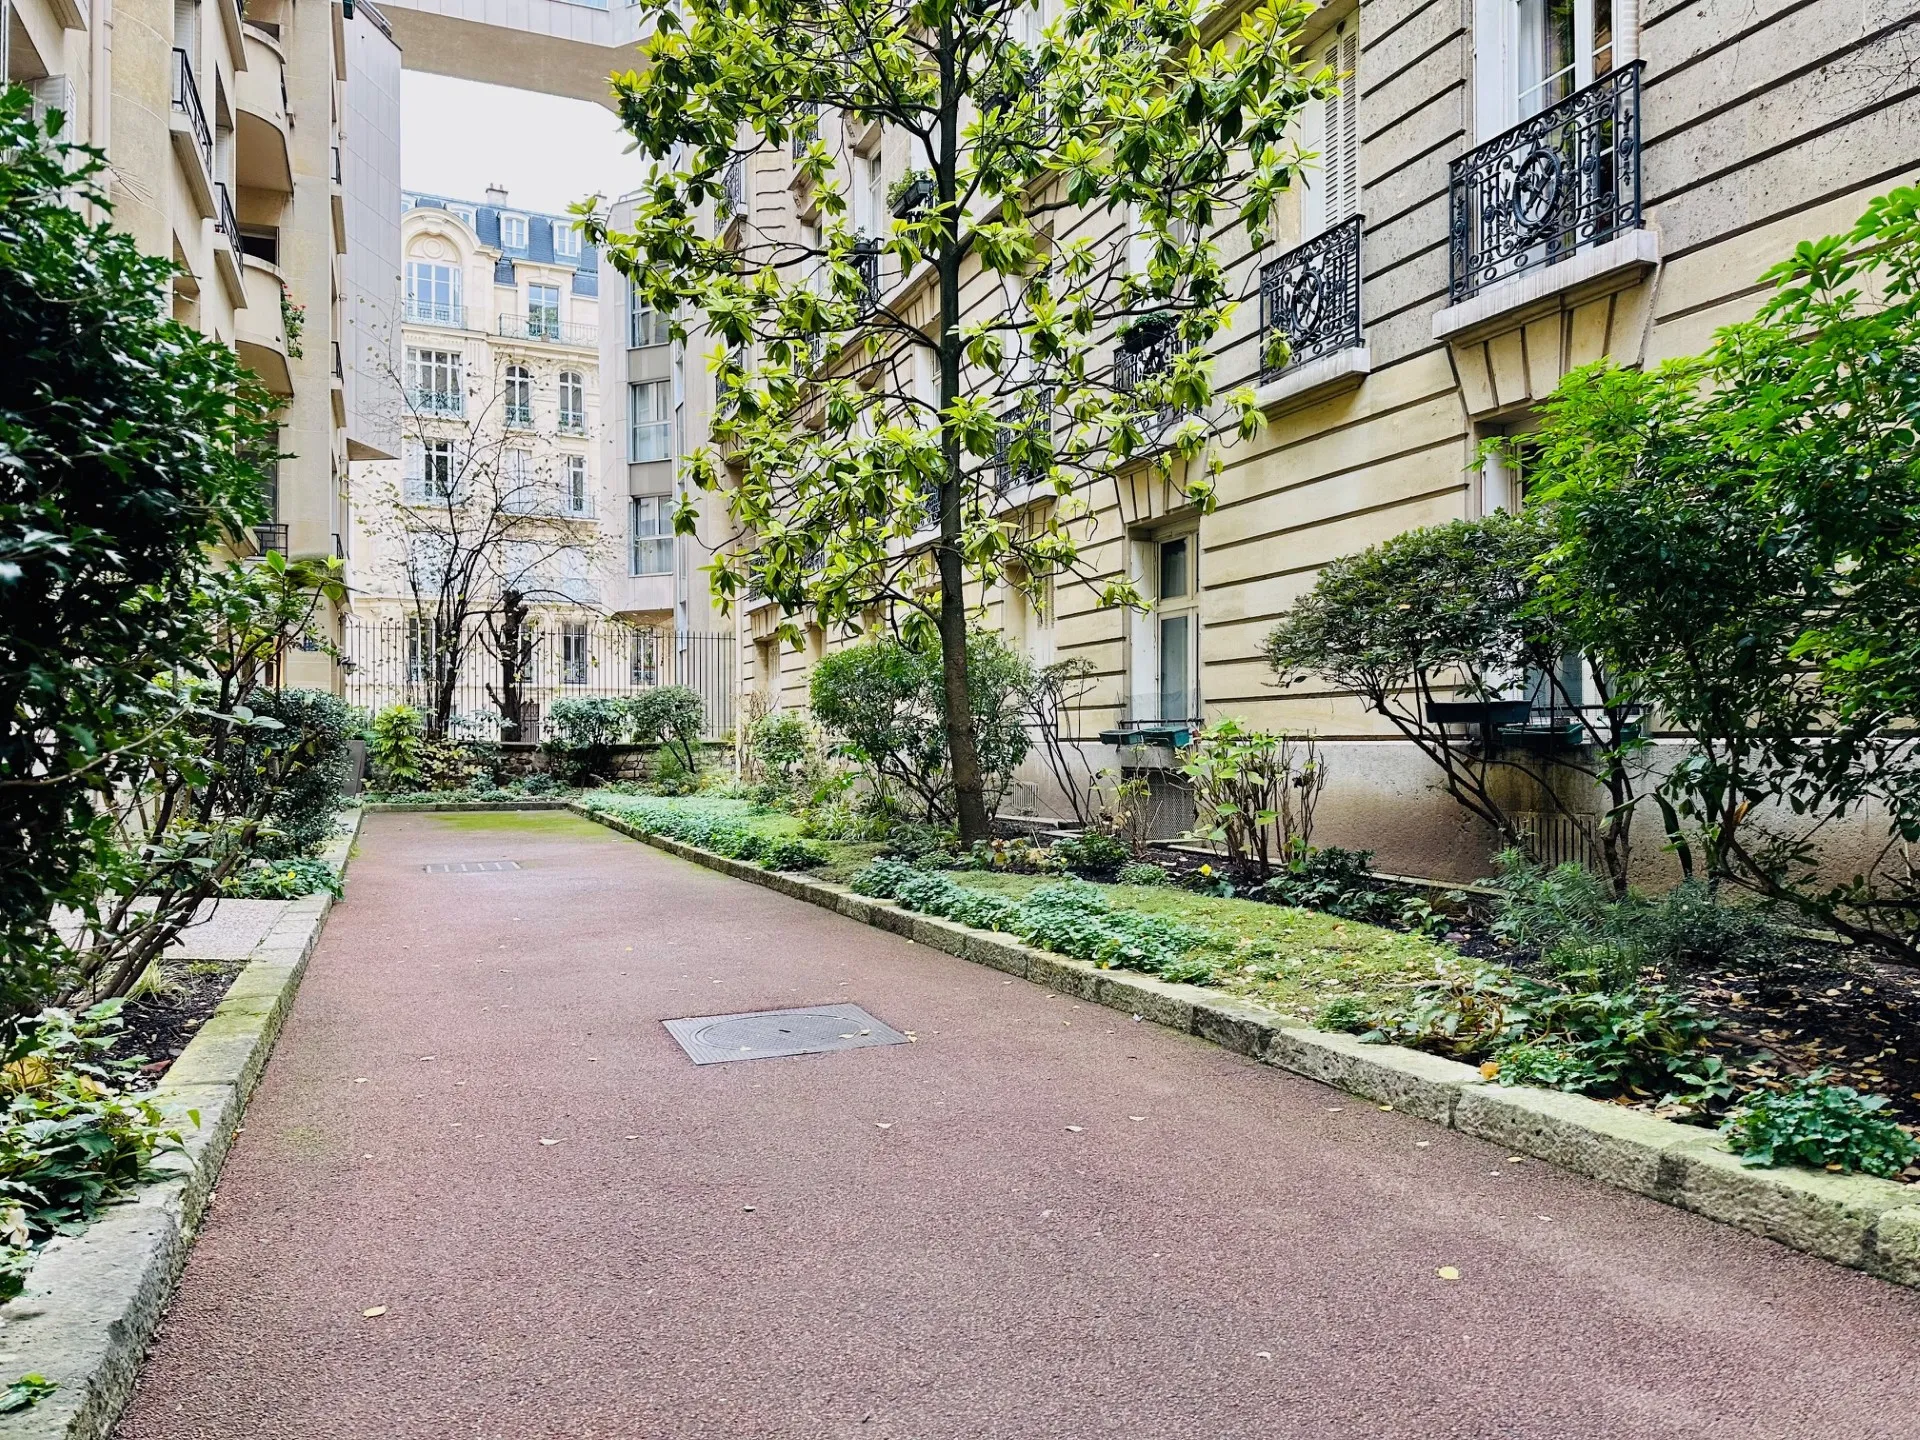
<box><xmin>428</xmin><ymin>810</ymin><xmax>613</xmax><ymax>835</ymax></box>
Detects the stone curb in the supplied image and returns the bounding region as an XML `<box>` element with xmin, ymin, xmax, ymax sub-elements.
<box><xmin>0</xmin><ymin>810</ymin><xmax>365</xmax><ymax>1439</ymax></box>
<box><xmin>573</xmin><ymin>801</ymin><xmax>1920</xmax><ymax>1290</ymax></box>
<box><xmin>360</xmin><ymin>799</ymin><xmax>574</xmax><ymax>812</ymax></box>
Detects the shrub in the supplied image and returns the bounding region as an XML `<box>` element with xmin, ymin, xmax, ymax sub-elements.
<box><xmin>1181</xmin><ymin>721</ymin><xmax>1326</xmax><ymax>882</ymax></box>
<box><xmin>230</xmin><ymin>689</ymin><xmax>356</xmax><ymax>858</ymax></box>
<box><xmin>1051</xmin><ymin>831</ymin><xmax>1132</xmax><ymax>877</ymax></box>
<box><xmin>546</xmin><ymin>697</ymin><xmax>630</xmax><ymax>785</ymax></box>
<box><xmin>586</xmin><ymin>797</ymin><xmax>827</xmax><ymax>870</ymax></box>
<box><xmin>1313</xmin><ymin>995</ymin><xmax>1372</xmax><ymax>1034</ymax></box>
<box><xmin>747</xmin><ymin>711</ymin><xmax>812</xmax><ymax>797</ymax></box>
<box><xmin>810</xmin><ymin>631</ymin><xmax>1033</xmax><ymax>824</ymax></box>
<box><xmin>0</xmin><ymin>1002</ymin><xmax>187</xmax><ymax>1298</ymax></box>
<box><xmin>517</xmin><ymin>772</ymin><xmax>561</xmax><ymax>796</ymax></box>
<box><xmin>1722</xmin><ymin>1075</ymin><xmax>1920</xmax><ymax>1177</ymax></box>
<box><xmin>367</xmin><ymin>705</ymin><xmax>426</xmax><ymax>791</ymax></box>
<box><xmin>223</xmin><ymin>857</ymin><xmax>343</xmax><ymax>900</ymax></box>
<box><xmin>1262</xmin><ymin>846</ymin><xmax>1448</xmax><ymax>936</ymax></box>
<box><xmin>1116</xmin><ymin>862</ymin><xmax>1172</xmax><ymax>887</ymax></box>
<box><xmin>628</xmin><ymin>686</ymin><xmax>705</xmax><ymax>771</ymax></box>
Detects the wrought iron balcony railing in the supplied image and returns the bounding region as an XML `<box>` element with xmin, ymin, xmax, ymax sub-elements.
<box><xmin>409</xmin><ymin>389</ymin><xmax>465</xmax><ymax>418</ymax></box>
<box><xmin>171</xmin><ymin>49</ymin><xmax>212</xmax><ymax>176</ymax></box>
<box><xmin>253</xmin><ymin>522</ymin><xmax>289</xmax><ymax>557</ymax></box>
<box><xmin>992</xmin><ymin>404</ymin><xmax>1047</xmax><ymax>498</ymax></box>
<box><xmin>719</xmin><ymin>156</ymin><xmax>747</xmax><ymax>228</ymax></box>
<box><xmin>1259</xmin><ymin>214</ymin><xmax>1363</xmax><ymax>381</ymax></box>
<box><xmin>498</xmin><ymin>313</ymin><xmax>598</xmax><ymax>347</ymax></box>
<box><xmin>792</xmin><ymin>103</ymin><xmax>818</xmax><ymax>160</ymax></box>
<box><xmin>852</xmin><ymin>236</ymin><xmax>881</xmax><ymax>316</ymax></box>
<box><xmin>1114</xmin><ymin>314</ymin><xmax>1188</xmax><ymax>428</ymax></box>
<box><xmin>215</xmin><ymin>181</ymin><xmax>240</xmax><ymax>243</ymax></box>
<box><xmin>407</xmin><ymin>300</ymin><xmax>467</xmax><ymax>330</ymax></box>
<box><xmin>1447</xmin><ymin>61</ymin><xmax>1645</xmax><ymax>303</ymax></box>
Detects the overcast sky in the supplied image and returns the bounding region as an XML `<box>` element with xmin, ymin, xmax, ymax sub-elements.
<box><xmin>400</xmin><ymin>72</ymin><xmax>652</xmax><ymax>217</ymax></box>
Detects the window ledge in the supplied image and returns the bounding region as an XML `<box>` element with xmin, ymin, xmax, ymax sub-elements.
<box><xmin>1432</xmin><ymin>229</ymin><xmax>1661</xmax><ymax>345</ymax></box>
<box><xmin>1252</xmin><ymin>342</ymin><xmax>1370</xmax><ymax>417</ymax></box>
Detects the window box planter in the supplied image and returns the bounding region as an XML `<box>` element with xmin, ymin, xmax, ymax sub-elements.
<box><xmin>1425</xmin><ymin>699</ymin><xmax>1533</xmax><ymax>728</ymax></box>
<box><xmin>1098</xmin><ymin>721</ymin><xmax>1193</xmax><ymax>749</ymax></box>
<box><xmin>889</xmin><ymin>172</ymin><xmax>935</xmax><ymax>219</ymax></box>
<box><xmin>1121</xmin><ymin>311</ymin><xmax>1177</xmax><ymax>354</ymax></box>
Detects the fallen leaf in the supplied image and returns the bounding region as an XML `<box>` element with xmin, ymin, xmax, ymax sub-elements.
<box><xmin>1506</xmin><ymin>1156</ymin><xmax>1525</xmax><ymax>1164</ymax></box>
<box><xmin>1436</xmin><ymin>1267</ymin><xmax>1460</xmax><ymax>1281</ymax></box>
<box><xmin>875</xmin><ymin>1122</ymin><xmax>892</xmax><ymax>1130</ymax></box>
<box><xmin>352</xmin><ymin>1078</ymin><xmax>367</xmax><ymax>1085</ymax></box>
<box><xmin>1128</xmin><ymin>1116</ymin><xmax>1146</xmax><ymax>1122</ymax></box>
<box><xmin>1378</xmin><ymin>1104</ymin><xmax>1394</xmax><ymax>1112</ymax></box>
<box><xmin>362</xmin><ymin>1306</ymin><xmax>387</xmax><ymax>1318</ymax></box>
<box><xmin>1065</xmin><ymin>1125</ymin><xmax>1084</xmax><ymax>1132</ymax></box>
<box><xmin>539</xmin><ymin>1138</ymin><xmax>561</xmax><ymax>1146</ymax></box>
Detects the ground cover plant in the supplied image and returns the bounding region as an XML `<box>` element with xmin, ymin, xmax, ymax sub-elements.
<box><xmin>583</xmin><ymin>795</ymin><xmax>830</xmax><ymax>872</ymax></box>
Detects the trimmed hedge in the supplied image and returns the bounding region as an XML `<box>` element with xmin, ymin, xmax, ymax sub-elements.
<box><xmin>584</xmin><ymin>797</ymin><xmax>828</xmax><ymax>872</ymax></box>
<box><xmin>851</xmin><ymin>859</ymin><xmax>1219</xmax><ymax>983</ymax></box>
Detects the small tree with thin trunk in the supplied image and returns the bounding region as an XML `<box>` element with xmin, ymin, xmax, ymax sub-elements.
<box><xmin>593</xmin><ymin>0</ymin><xmax>1331</xmax><ymax>843</ymax></box>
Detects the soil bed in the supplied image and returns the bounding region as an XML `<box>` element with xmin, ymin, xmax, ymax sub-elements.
<box><xmin>106</xmin><ymin>959</ymin><xmax>248</xmax><ymax>1078</ymax></box>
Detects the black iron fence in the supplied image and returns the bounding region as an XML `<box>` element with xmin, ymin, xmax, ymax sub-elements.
<box><xmin>1448</xmin><ymin>62</ymin><xmax>1645</xmax><ymax>302</ymax></box>
<box><xmin>344</xmin><ymin>617</ymin><xmax>737</xmax><ymax>743</ymax></box>
<box><xmin>1260</xmin><ymin>213</ymin><xmax>1364</xmax><ymax>380</ymax></box>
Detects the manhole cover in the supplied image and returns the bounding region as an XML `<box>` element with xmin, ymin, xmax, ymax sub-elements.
<box><xmin>421</xmin><ymin>860</ymin><xmax>522</xmax><ymax>874</ymax></box>
<box><xmin>663</xmin><ymin>1003</ymin><xmax>908</xmax><ymax>1065</ymax></box>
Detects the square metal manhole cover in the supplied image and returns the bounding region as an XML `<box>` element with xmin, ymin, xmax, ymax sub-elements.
<box><xmin>421</xmin><ymin>860</ymin><xmax>522</xmax><ymax>874</ymax></box>
<box><xmin>663</xmin><ymin>1003</ymin><xmax>908</xmax><ymax>1065</ymax></box>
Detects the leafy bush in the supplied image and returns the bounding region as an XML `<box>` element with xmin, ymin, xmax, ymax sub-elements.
<box><xmin>1313</xmin><ymin>995</ymin><xmax>1373</xmax><ymax>1034</ymax></box>
<box><xmin>810</xmin><ymin>631</ymin><xmax>1033</xmax><ymax>824</ymax></box>
<box><xmin>585</xmin><ymin>797</ymin><xmax>828</xmax><ymax>870</ymax></box>
<box><xmin>882</xmin><ymin>822</ymin><xmax>959</xmax><ymax>866</ymax></box>
<box><xmin>546</xmin><ymin>697</ymin><xmax>630</xmax><ymax>785</ymax></box>
<box><xmin>1261</xmin><ymin>846</ymin><xmax>1448</xmax><ymax>936</ymax></box>
<box><xmin>518</xmin><ymin>772</ymin><xmax>561</xmax><ymax>796</ymax></box>
<box><xmin>1116</xmin><ymin>862</ymin><xmax>1172</xmax><ymax>887</ymax></box>
<box><xmin>229</xmin><ymin>689</ymin><xmax>356</xmax><ymax>858</ymax></box>
<box><xmin>223</xmin><ymin>857</ymin><xmax>343</xmax><ymax>900</ymax></box>
<box><xmin>1181</xmin><ymin>720</ymin><xmax>1326</xmax><ymax>882</ymax></box>
<box><xmin>367</xmin><ymin>705</ymin><xmax>427</xmax><ymax>791</ymax></box>
<box><xmin>1051</xmin><ymin>831</ymin><xmax>1132</xmax><ymax>876</ymax></box>
<box><xmin>0</xmin><ymin>1002</ymin><xmax>187</xmax><ymax>1298</ymax></box>
<box><xmin>628</xmin><ymin>686</ymin><xmax>705</xmax><ymax>771</ymax></box>
<box><xmin>1722</xmin><ymin>1075</ymin><xmax>1920</xmax><ymax>1177</ymax></box>
<box><xmin>849</xmin><ymin>862</ymin><xmax>1217</xmax><ymax>983</ymax></box>
<box><xmin>747</xmin><ymin>711</ymin><xmax>813</xmax><ymax>798</ymax></box>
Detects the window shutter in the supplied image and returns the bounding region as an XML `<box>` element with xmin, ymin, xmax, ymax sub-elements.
<box><xmin>1320</xmin><ymin>29</ymin><xmax>1360</xmax><ymax>226</ymax></box>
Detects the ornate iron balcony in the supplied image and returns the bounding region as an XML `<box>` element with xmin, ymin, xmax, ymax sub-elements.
<box><xmin>1448</xmin><ymin>62</ymin><xmax>1645</xmax><ymax>303</ymax></box>
<box><xmin>1114</xmin><ymin>314</ymin><xmax>1188</xmax><ymax>427</ymax></box>
<box><xmin>498</xmin><ymin>313</ymin><xmax>598</xmax><ymax>347</ymax></box>
<box><xmin>1259</xmin><ymin>214</ymin><xmax>1363</xmax><ymax>381</ymax></box>
<box><xmin>792</xmin><ymin>104</ymin><xmax>818</xmax><ymax>160</ymax></box>
<box><xmin>852</xmin><ymin>237</ymin><xmax>881</xmax><ymax>316</ymax></box>
<box><xmin>719</xmin><ymin>156</ymin><xmax>747</xmax><ymax>228</ymax></box>
<box><xmin>253</xmin><ymin>523</ymin><xmax>288</xmax><ymax>557</ymax></box>
<box><xmin>992</xmin><ymin>403</ymin><xmax>1046</xmax><ymax>497</ymax></box>
<box><xmin>407</xmin><ymin>300</ymin><xmax>467</xmax><ymax>329</ymax></box>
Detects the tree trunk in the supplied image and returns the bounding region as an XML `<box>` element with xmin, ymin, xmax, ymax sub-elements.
<box><xmin>497</xmin><ymin>592</ymin><xmax>528</xmax><ymax>742</ymax></box>
<box><xmin>937</xmin><ymin>541</ymin><xmax>989</xmax><ymax>844</ymax></box>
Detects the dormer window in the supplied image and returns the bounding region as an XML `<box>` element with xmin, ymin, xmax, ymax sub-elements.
<box><xmin>499</xmin><ymin>213</ymin><xmax>528</xmax><ymax>249</ymax></box>
<box><xmin>554</xmin><ymin>224</ymin><xmax>582</xmax><ymax>260</ymax></box>
<box><xmin>447</xmin><ymin>204</ymin><xmax>475</xmax><ymax>230</ymax></box>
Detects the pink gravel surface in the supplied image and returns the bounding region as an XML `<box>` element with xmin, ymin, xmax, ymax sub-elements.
<box><xmin>117</xmin><ymin>810</ymin><xmax>1920</xmax><ymax>1439</ymax></box>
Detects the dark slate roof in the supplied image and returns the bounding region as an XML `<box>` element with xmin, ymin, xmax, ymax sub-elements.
<box><xmin>404</xmin><ymin>191</ymin><xmax>601</xmax><ymax>287</ymax></box>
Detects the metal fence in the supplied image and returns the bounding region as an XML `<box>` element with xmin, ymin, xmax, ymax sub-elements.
<box><xmin>344</xmin><ymin>617</ymin><xmax>736</xmax><ymax>743</ymax></box>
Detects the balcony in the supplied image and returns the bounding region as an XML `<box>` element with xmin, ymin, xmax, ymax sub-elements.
<box><xmin>236</xmin><ymin>255</ymin><xmax>293</xmax><ymax>394</ymax></box>
<box><xmin>718</xmin><ymin>156</ymin><xmax>747</xmax><ymax>240</ymax></box>
<box><xmin>852</xmin><ymin>237</ymin><xmax>880</xmax><ymax>317</ymax></box>
<box><xmin>331</xmin><ymin>340</ymin><xmax>346</xmax><ymax>425</ymax></box>
<box><xmin>992</xmin><ymin>404</ymin><xmax>1046</xmax><ymax>500</ymax></box>
<box><xmin>1113</xmin><ymin>314</ymin><xmax>1188</xmax><ymax>431</ymax></box>
<box><xmin>212</xmin><ymin>181</ymin><xmax>245</xmax><ymax>299</ymax></box>
<box><xmin>1254</xmin><ymin>214</ymin><xmax>1369</xmax><ymax>413</ymax></box>
<box><xmin>169</xmin><ymin>49</ymin><xmax>216</xmax><ymax>219</ymax></box>
<box><xmin>1436</xmin><ymin>62</ymin><xmax>1652</xmax><ymax>341</ymax></box>
<box><xmin>406</xmin><ymin>300</ymin><xmax>468</xmax><ymax>331</ymax></box>
<box><xmin>610</xmin><ymin>571</ymin><xmax>675</xmax><ymax>618</ymax></box>
<box><xmin>252</xmin><ymin>523</ymin><xmax>289</xmax><ymax>557</ymax></box>
<box><xmin>237</xmin><ymin>27</ymin><xmax>294</xmax><ymax>194</ymax></box>
<box><xmin>497</xmin><ymin>313</ymin><xmax>598</xmax><ymax>348</ymax></box>
<box><xmin>409</xmin><ymin>389</ymin><xmax>465</xmax><ymax>419</ymax></box>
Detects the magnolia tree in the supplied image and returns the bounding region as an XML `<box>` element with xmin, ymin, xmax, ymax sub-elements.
<box><xmin>592</xmin><ymin>0</ymin><xmax>1331</xmax><ymax>841</ymax></box>
<box><xmin>364</xmin><ymin>349</ymin><xmax>609</xmax><ymax>738</ymax></box>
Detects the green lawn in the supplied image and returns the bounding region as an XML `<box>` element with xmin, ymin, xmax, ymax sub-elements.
<box><xmin>583</xmin><ymin>792</ymin><xmax>1447</xmax><ymax>1023</ymax></box>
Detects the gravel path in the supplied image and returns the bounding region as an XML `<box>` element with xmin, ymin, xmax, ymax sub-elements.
<box><xmin>118</xmin><ymin>810</ymin><xmax>1920</xmax><ymax>1439</ymax></box>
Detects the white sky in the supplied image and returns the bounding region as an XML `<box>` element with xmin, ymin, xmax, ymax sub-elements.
<box><xmin>400</xmin><ymin>72</ymin><xmax>651</xmax><ymax>217</ymax></box>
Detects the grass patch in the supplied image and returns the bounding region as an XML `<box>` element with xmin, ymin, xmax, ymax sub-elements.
<box><xmin>948</xmin><ymin>872</ymin><xmax>1446</xmax><ymax>1020</ymax></box>
<box><xmin>581</xmin><ymin>793</ymin><xmax>880</xmax><ymax>879</ymax></box>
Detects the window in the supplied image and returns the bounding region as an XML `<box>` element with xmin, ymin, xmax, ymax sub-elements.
<box><xmin>554</xmin><ymin>222</ymin><xmax>582</xmax><ymax>259</ymax></box>
<box><xmin>629</xmin><ymin>380</ymin><xmax>671</xmax><ymax>462</ymax></box>
<box><xmin>564</xmin><ymin>455</ymin><xmax>590</xmax><ymax>516</ymax></box>
<box><xmin>1301</xmin><ymin>19</ymin><xmax>1360</xmax><ymax>236</ymax></box>
<box><xmin>558</xmin><ymin>371</ymin><xmax>586</xmax><ymax>432</ymax></box>
<box><xmin>499</xmin><ymin>212</ymin><xmax>528</xmax><ymax>249</ymax></box>
<box><xmin>504</xmin><ymin>364</ymin><xmax>533</xmax><ymax>428</ymax></box>
<box><xmin>561</xmin><ymin>620</ymin><xmax>590</xmax><ymax>685</ymax></box>
<box><xmin>527</xmin><ymin>282</ymin><xmax>562</xmax><ymax>340</ymax></box>
<box><xmin>631</xmin><ymin>496</ymin><xmax>674</xmax><ymax>575</ymax></box>
<box><xmin>629</xmin><ymin>287</ymin><xmax>670</xmax><ymax>348</ymax></box>
<box><xmin>447</xmin><ymin>204</ymin><xmax>476</xmax><ymax>230</ymax></box>
<box><xmin>406</xmin><ymin>261</ymin><xmax>463</xmax><ymax>326</ymax></box>
<box><xmin>1476</xmin><ymin>0</ymin><xmax>1620</xmax><ymax>137</ymax></box>
<box><xmin>631</xmin><ymin>628</ymin><xmax>662</xmax><ymax>686</ymax></box>
<box><xmin>501</xmin><ymin>448</ymin><xmax>534</xmax><ymax>510</ymax></box>
<box><xmin>406</xmin><ymin>534</ymin><xmax>452</xmax><ymax>596</ymax></box>
<box><xmin>405</xmin><ymin>614</ymin><xmax>443</xmax><ymax>683</ymax></box>
<box><xmin>554</xmin><ymin>547</ymin><xmax>594</xmax><ymax>603</ymax></box>
<box><xmin>1154</xmin><ymin>534</ymin><xmax>1198</xmax><ymax>723</ymax></box>
<box><xmin>406</xmin><ymin>347</ymin><xmax>463</xmax><ymax>416</ymax></box>
<box><xmin>403</xmin><ymin>438</ymin><xmax>459</xmax><ymax>502</ymax></box>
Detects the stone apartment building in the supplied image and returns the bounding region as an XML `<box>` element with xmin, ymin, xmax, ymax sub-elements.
<box><xmin>4</xmin><ymin>0</ymin><xmax>403</xmax><ymax>690</ymax></box>
<box><xmin>640</xmin><ymin>0</ymin><xmax>1920</xmax><ymax>879</ymax></box>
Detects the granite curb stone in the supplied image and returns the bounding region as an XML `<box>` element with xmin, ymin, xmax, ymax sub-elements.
<box><xmin>571</xmin><ymin>800</ymin><xmax>1920</xmax><ymax>1290</ymax></box>
<box><xmin>0</xmin><ymin>809</ymin><xmax>363</xmax><ymax>1439</ymax></box>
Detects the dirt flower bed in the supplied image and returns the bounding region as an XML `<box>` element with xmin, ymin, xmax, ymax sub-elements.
<box><xmin>105</xmin><ymin>959</ymin><xmax>248</xmax><ymax>1078</ymax></box>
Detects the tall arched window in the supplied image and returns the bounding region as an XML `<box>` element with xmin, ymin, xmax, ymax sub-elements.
<box><xmin>558</xmin><ymin>371</ymin><xmax>585</xmax><ymax>433</ymax></box>
<box><xmin>504</xmin><ymin>364</ymin><xmax>533</xmax><ymax>428</ymax></box>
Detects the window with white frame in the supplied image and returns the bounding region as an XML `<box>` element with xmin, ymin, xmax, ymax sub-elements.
<box><xmin>561</xmin><ymin>619</ymin><xmax>590</xmax><ymax>684</ymax></box>
<box><xmin>528</xmin><ymin>282</ymin><xmax>562</xmax><ymax>339</ymax></box>
<box><xmin>554</xmin><ymin>547</ymin><xmax>594</xmax><ymax>603</ymax></box>
<box><xmin>499</xmin><ymin>212</ymin><xmax>529</xmax><ymax>249</ymax></box>
<box><xmin>1300</xmin><ymin>16</ymin><xmax>1361</xmax><ymax>236</ymax></box>
<box><xmin>403</xmin><ymin>438</ymin><xmax>460</xmax><ymax>503</ymax></box>
<box><xmin>406</xmin><ymin>347</ymin><xmax>463</xmax><ymax>416</ymax></box>
<box><xmin>446</xmin><ymin>204</ymin><xmax>476</xmax><ymax>230</ymax></box>
<box><xmin>631</xmin><ymin>495</ymin><xmax>674</xmax><ymax>575</ymax></box>
<box><xmin>558</xmin><ymin>370</ymin><xmax>586</xmax><ymax>432</ymax></box>
<box><xmin>406</xmin><ymin>260</ymin><xmax>463</xmax><ymax>326</ymax></box>
<box><xmin>501</xmin><ymin>448</ymin><xmax>535</xmax><ymax>510</ymax></box>
<box><xmin>405</xmin><ymin>533</ymin><xmax>453</xmax><ymax>596</ymax></box>
<box><xmin>1475</xmin><ymin>0</ymin><xmax>1623</xmax><ymax>138</ymax></box>
<box><xmin>504</xmin><ymin>364</ymin><xmax>533</xmax><ymax>428</ymax></box>
<box><xmin>629</xmin><ymin>286</ymin><xmax>670</xmax><ymax>347</ymax></box>
<box><xmin>563</xmin><ymin>454</ymin><xmax>590</xmax><ymax>516</ymax></box>
<box><xmin>405</xmin><ymin>613</ymin><xmax>443</xmax><ymax>683</ymax></box>
<box><xmin>554</xmin><ymin>222</ymin><xmax>582</xmax><ymax>259</ymax></box>
<box><xmin>631</xmin><ymin>628</ymin><xmax>662</xmax><ymax>686</ymax></box>
<box><xmin>1144</xmin><ymin>533</ymin><xmax>1198</xmax><ymax>723</ymax></box>
<box><xmin>629</xmin><ymin>380</ymin><xmax>671</xmax><ymax>462</ymax></box>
